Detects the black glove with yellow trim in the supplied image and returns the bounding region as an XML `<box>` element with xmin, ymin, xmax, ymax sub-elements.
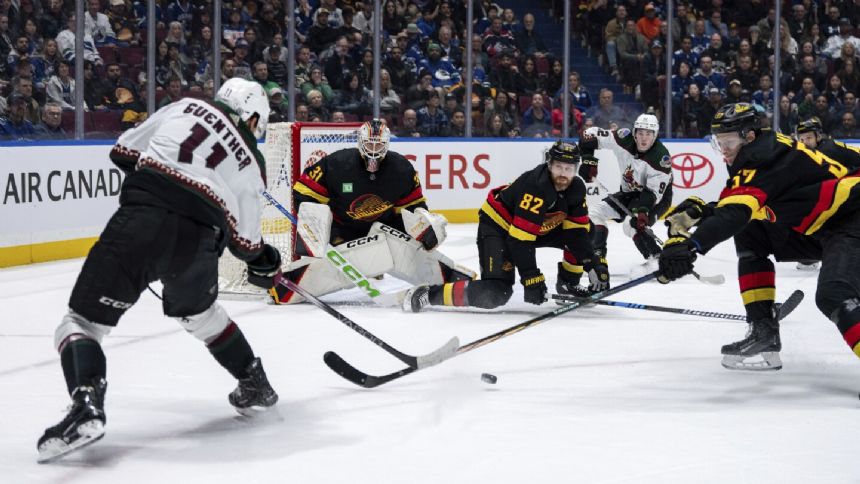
<box><xmin>521</xmin><ymin>270</ymin><xmax>548</xmax><ymax>305</ymax></box>
<box><xmin>583</xmin><ymin>256</ymin><xmax>610</xmax><ymax>293</ymax></box>
<box><xmin>664</xmin><ymin>196</ymin><xmax>713</xmax><ymax>237</ymax></box>
<box><xmin>657</xmin><ymin>237</ymin><xmax>698</xmax><ymax>283</ymax></box>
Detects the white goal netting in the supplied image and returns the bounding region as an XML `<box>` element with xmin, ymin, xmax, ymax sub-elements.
<box><xmin>218</xmin><ymin>122</ymin><xmax>362</xmax><ymax>297</ymax></box>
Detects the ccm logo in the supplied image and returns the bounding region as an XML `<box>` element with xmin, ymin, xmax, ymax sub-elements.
<box><xmin>379</xmin><ymin>225</ymin><xmax>413</xmax><ymax>241</ymax></box>
<box><xmin>671</xmin><ymin>152</ymin><xmax>714</xmax><ymax>189</ymax></box>
<box><xmin>99</xmin><ymin>296</ymin><xmax>132</xmax><ymax>309</ymax></box>
<box><xmin>344</xmin><ymin>234</ymin><xmax>381</xmax><ymax>248</ymax></box>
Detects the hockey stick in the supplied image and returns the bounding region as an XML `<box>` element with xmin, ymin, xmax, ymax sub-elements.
<box><xmin>552</xmin><ymin>289</ymin><xmax>804</xmax><ymax>322</ymax></box>
<box><xmin>597</xmin><ymin>183</ymin><xmax>725</xmax><ymax>285</ymax></box>
<box><xmin>323</xmin><ymin>271</ymin><xmax>659</xmax><ymax>388</ymax></box>
<box><xmin>275</xmin><ymin>275</ymin><xmax>459</xmax><ymax>369</ymax></box>
<box><xmin>262</xmin><ymin>190</ymin><xmax>403</xmax><ymax>306</ymax></box>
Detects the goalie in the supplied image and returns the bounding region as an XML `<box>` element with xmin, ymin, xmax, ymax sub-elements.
<box><xmin>269</xmin><ymin>119</ymin><xmax>474</xmax><ymax>304</ymax></box>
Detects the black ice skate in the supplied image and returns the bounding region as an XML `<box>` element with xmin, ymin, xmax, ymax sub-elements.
<box><xmin>403</xmin><ymin>285</ymin><xmax>431</xmax><ymax>313</ymax></box>
<box><xmin>721</xmin><ymin>318</ymin><xmax>782</xmax><ymax>371</ymax></box>
<box><xmin>555</xmin><ymin>280</ymin><xmax>594</xmax><ymax>306</ymax></box>
<box><xmin>37</xmin><ymin>378</ymin><xmax>107</xmax><ymax>464</ymax></box>
<box><xmin>229</xmin><ymin>358</ymin><xmax>278</xmax><ymax>416</ymax></box>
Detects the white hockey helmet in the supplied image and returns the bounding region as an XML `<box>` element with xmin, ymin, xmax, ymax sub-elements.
<box><xmin>633</xmin><ymin>113</ymin><xmax>660</xmax><ymax>134</ymax></box>
<box><xmin>215</xmin><ymin>78</ymin><xmax>270</xmax><ymax>139</ymax></box>
<box><xmin>357</xmin><ymin>119</ymin><xmax>391</xmax><ymax>172</ymax></box>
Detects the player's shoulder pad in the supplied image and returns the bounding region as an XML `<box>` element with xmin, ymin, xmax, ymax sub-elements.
<box><xmin>643</xmin><ymin>141</ymin><xmax>672</xmax><ymax>173</ymax></box>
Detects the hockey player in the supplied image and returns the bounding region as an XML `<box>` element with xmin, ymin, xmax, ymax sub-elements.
<box><xmin>271</xmin><ymin>118</ymin><xmax>474</xmax><ymax>304</ymax></box>
<box><xmin>37</xmin><ymin>79</ymin><xmax>280</xmax><ymax>463</ymax></box>
<box><xmin>578</xmin><ymin>113</ymin><xmax>673</xmax><ymax>267</ymax></box>
<box><xmin>403</xmin><ymin>140</ymin><xmax>609</xmax><ymax>312</ymax></box>
<box><xmin>659</xmin><ymin>103</ymin><xmax>860</xmax><ymax>371</ymax></box>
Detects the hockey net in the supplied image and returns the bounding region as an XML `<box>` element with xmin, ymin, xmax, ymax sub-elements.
<box><xmin>218</xmin><ymin>122</ymin><xmax>363</xmax><ymax>297</ymax></box>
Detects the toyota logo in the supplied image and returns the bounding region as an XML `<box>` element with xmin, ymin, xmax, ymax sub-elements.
<box><xmin>671</xmin><ymin>152</ymin><xmax>714</xmax><ymax>189</ymax></box>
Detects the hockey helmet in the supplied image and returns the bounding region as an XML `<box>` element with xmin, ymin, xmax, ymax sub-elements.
<box><xmin>357</xmin><ymin>119</ymin><xmax>391</xmax><ymax>172</ymax></box>
<box><xmin>215</xmin><ymin>78</ymin><xmax>270</xmax><ymax>139</ymax></box>
<box><xmin>545</xmin><ymin>139</ymin><xmax>581</xmax><ymax>165</ymax></box>
<box><xmin>795</xmin><ymin>116</ymin><xmax>824</xmax><ymax>142</ymax></box>
<box><xmin>710</xmin><ymin>103</ymin><xmax>760</xmax><ymax>164</ymax></box>
<box><xmin>633</xmin><ymin>113</ymin><xmax>660</xmax><ymax>134</ymax></box>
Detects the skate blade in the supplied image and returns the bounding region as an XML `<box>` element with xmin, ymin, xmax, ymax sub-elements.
<box><xmin>37</xmin><ymin>420</ymin><xmax>105</xmax><ymax>464</ymax></box>
<box><xmin>721</xmin><ymin>352</ymin><xmax>782</xmax><ymax>371</ymax></box>
<box><xmin>233</xmin><ymin>398</ymin><xmax>279</xmax><ymax>417</ymax></box>
<box><xmin>796</xmin><ymin>263</ymin><xmax>820</xmax><ymax>271</ymax></box>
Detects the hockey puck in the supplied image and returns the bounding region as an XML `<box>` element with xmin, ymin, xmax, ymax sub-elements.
<box><xmin>481</xmin><ymin>373</ymin><xmax>497</xmax><ymax>384</ymax></box>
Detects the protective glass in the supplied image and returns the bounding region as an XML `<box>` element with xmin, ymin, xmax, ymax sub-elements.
<box><xmin>710</xmin><ymin>132</ymin><xmax>745</xmax><ymax>162</ymax></box>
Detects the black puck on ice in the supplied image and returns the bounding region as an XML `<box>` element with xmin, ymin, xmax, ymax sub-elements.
<box><xmin>481</xmin><ymin>373</ymin><xmax>497</xmax><ymax>384</ymax></box>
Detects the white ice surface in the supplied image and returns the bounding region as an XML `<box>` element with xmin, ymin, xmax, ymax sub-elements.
<box><xmin>2</xmin><ymin>223</ymin><xmax>859</xmax><ymax>484</ymax></box>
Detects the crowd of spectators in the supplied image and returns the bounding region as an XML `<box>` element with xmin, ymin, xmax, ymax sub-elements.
<box><xmin>0</xmin><ymin>0</ymin><xmax>595</xmax><ymax>141</ymax></box>
<box><xmin>583</xmin><ymin>0</ymin><xmax>860</xmax><ymax>138</ymax></box>
<box><xmin>8</xmin><ymin>1</ymin><xmax>856</xmax><ymax>141</ymax></box>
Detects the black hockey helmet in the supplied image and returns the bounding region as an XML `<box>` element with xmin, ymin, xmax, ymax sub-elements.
<box><xmin>710</xmin><ymin>102</ymin><xmax>760</xmax><ymax>137</ymax></box>
<box><xmin>545</xmin><ymin>139</ymin><xmax>581</xmax><ymax>165</ymax></box>
<box><xmin>795</xmin><ymin>116</ymin><xmax>824</xmax><ymax>139</ymax></box>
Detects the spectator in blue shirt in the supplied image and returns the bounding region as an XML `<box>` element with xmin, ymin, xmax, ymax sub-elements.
<box><xmin>418</xmin><ymin>42</ymin><xmax>460</xmax><ymax>89</ymax></box>
<box><xmin>555</xmin><ymin>71</ymin><xmax>592</xmax><ymax>113</ymax></box>
<box><xmin>0</xmin><ymin>94</ymin><xmax>36</xmax><ymax>140</ymax></box>
<box><xmin>521</xmin><ymin>93</ymin><xmax>552</xmax><ymax>136</ymax></box>
<box><xmin>33</xmin><ymin>102</ymin><xmax>67</xmax><ymax>140</ymax></box>
<box><xmin>692</xmin><ymin>55</ymin><xmax>725</xmax><ymax>92</ymax></box>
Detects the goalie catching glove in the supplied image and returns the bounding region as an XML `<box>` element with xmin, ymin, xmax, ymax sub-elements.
<box><xmin>664</xmin><ymin>196</ymin><xmax>713</xmax><ymax>237</ymax></box>
<box><xmin>402</xmin><ymin>207</ymin><xmax>448</xmax><ymax>250</ymax></box>
<box><xmin>246</xmin><ymin>244</ymin><xmax>282</xmax><ymax>289</ymax></box>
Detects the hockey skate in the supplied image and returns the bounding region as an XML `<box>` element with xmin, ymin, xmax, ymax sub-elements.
<box><xmin>403</xmin><ymin>285</ymin><xmax>431</xmax><ymax>312</ymax></box>
<box><xmin>229</xmin><ymin>358</ymin><xmax>278</xmax><ymax>416</ymax></box>
<box><xmin>37</xmin><ymin>378</ymin><xmax>107</xmax><ymax>464</ymax></box>
<box><xmin>721</xmin><ymin>318</ymin><xmax>782</xmax><ymax>371</ymax></box>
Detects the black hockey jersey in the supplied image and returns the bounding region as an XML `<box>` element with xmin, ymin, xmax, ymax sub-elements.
<box><xmin>293</xmin><ymin>148</ymin><xmax>428</xmax><ymax>233</ymax></box>
<box><xmin>480</xmin><ymin>163</ymin><xmax>594</xmax><ymax>274</ymax></box>
<box><xmin>692</xmin><ymin>131</ymin><xmax>860</xmax><ymax>253</ymax></box>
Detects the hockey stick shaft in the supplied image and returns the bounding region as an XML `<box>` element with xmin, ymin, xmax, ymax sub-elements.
<box><xmin>276</xmin><ymin>276</ymin><xmax>458</xmax><ymax>368</ymax></box>
<box><xmin>324</xmin><ymin>272</ymin><xmax>659</xmax><ymax>388</ymax></box>
<box><xmin>598</xmin><ymin>183</ymin><xmax>723</xmax><ymax>285</ymax></box>
<box><xmin>551</xmin><ymin>294</ymin><xmax>747</xmax><ymax>321</ymax></box>
<box><xmin>262</xmin><ymin>190</ymin><xmax>401</xmax><ymax>306</ymax></box>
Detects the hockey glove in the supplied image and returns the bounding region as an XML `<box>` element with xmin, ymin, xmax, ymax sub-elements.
<box><xmin>402</xmin><ymin>207</ymin><xmax>448</xmax><ymax>250</ymax></box>
<box><xmin>578</xmin><ymin>154</ymin><xmax>599</xmax><ymax>182</ymax></box>
<box><xmin>664</xmin><ymin>196</ymin><xmax>712</xmax><ymax>237</ymax></box>
<box><xmin>657</xmin><ymin>237</ymin><xmax>697</xmax><ymax>284</ymax></box>
<box><xmin>521</xmin><ymin>270</ymin><xmax>548</xmax><ymax>305</ymax></box>
<box><xmin>583</xmin><ymin>256</ymin><xmax>610</xmax><ymax>293</ymax></box>
<box><xmin>629</xmin><ymin>209</ymin><xmax>650</xmax><ymax>232</ymax></box>
<box><xmin>578</xmin><ymin>132</ymin><xmax>599</xmax><ymax>151</ymax></box>
<box><xmin>246</xmin><ymin>244</ymin><xmax>282</xmax><ymax>289</ymax></box>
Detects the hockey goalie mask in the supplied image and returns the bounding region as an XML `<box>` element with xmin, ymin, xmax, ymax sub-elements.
<box><xmin>633</xmin><ymin>113</ymin><xmax>659</xmax><ymax>152</ymax></box>
<box><xmin>358</xmin><ymin>119</ymin><xmax>391</xmax><ymax>172</ymax></box>
<box><xmin>215</xmin><ymin>78</ymin><xmax>270</xmax><ymax>139</ymax></box>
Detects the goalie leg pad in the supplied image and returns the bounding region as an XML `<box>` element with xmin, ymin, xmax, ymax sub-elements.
<box><xmin>369</xmin><ymin>223</ymin><xmax>476</xmax><ymax>285</ymax></box>
<box><xmin>273</xmin><ymin>235</ymin><xmax>395</xmax><ymax>304</ymax></box>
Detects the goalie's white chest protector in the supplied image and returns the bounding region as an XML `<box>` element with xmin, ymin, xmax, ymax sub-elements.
<box><xmin>116</xmin><ymin>99</ymin><xmax>265</xmax><ymax>250</ymax></box>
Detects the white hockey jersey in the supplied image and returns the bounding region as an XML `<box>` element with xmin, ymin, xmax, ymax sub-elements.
<box><xmin>113</xmin><ymin>98</ymin><xmax>266</xmax><ymax>257</ymax></box>
<box><xmin>584</xmin><ymin>126</ymin><xmax>673</xmax><ymax>205</ymax></box>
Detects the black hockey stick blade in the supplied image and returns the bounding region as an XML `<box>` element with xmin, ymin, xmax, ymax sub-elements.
<box><xmin>324</xmin><ymin>272</ymin><xmax>659</xmax><ymax>388</ymax></box>
<box><xmin>776</xmin><ymin>289</ymin><xmax>804</xmax><ymax>321</ymax></box>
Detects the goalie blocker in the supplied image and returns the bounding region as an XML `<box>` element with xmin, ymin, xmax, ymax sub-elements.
<box><xmin>271</xmin><ymin>202</ymin><xmax>474</xmax><ymax>304</ymax></box>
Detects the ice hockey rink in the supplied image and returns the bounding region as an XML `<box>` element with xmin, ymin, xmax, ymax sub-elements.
<box><xmin>2</xmin><ymin>223</ymin><xmax>859</xmax><ymax>484</ymax></box>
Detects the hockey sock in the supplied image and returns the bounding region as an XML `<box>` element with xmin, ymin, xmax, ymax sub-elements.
<box><xmin>430</xmin><ymin>280</ymin><xmax>470</xmax><ymax>307</ymax></box>
<box><xmin>60</xmin><ymin>339</ymin><xmax>106</xmax><ymax>395</ymax></box>
<box><xmin>207</xmin><ymin>322</ymin><xmax>255</xmax><ymax>380</ymax></box>
<box><xmin>591</xmin><ymin>225</ymin><xmax>609</xmax><ymax>257</ymax></box>
<box><xmin>738</xmin><ymin>258</ymin><xmax>776</xmax><ymax>321</ymax></box>
<box><xmin>559</xmin><ymin>254</ymin><xmax>583</xmax><ymax>286</ymax></box>
<box><xmin>830</xmin><ymin>298</ymin><xmax>860</xmax><ymax>358</ymax></box>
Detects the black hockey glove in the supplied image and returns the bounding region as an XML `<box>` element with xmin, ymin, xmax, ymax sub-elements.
<box><xmin>521</xmin><ymin>270</ymin><xmax>548</xmax><ymax>305</ymax></box>
<box><xmin>583</xmin><ymin>256</ymin><xmax>610</xmax><ymax>293</ymax></box>
<box><xmin>657</xmin><ymin>237</ymin><xmax>697</xmax><ymax>284</ymax></box>
<box><xmin>578</xmin><ymin>134</ymin><xmax>598</xmax><ymax>151</ymax></box>
<box><xmin>247</xmin><ymin>244</ymin><xmax>282</xmax><ymax>289</ymax></box>
<box><xmin>578</xmin><ymin>154</ymin><xmax>599</xmax><ymax>183</ymax></box>
<box><xmin>629</xmin><ymin>209</ymin><xmax>650</xmax><ymax>232</ymax></box>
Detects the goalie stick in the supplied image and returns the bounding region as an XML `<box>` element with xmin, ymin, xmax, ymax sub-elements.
<box><xmin>275</xmin><ymin>275</ymin><xmax>459</xmax><ymax>369</ymax></box>
<box><xmin>597</xmin><ymin>183</ymin><xmax>725</xmax><ymax>285</ymax></box>
<box><xmin>323</xmin><ymin>272</ymin><xmax>659</xmax><ymax>388</ymax></box>
<box><xmin>551</xmin><ymin>289</ymin><xmax>805</xmax><ymax>323</ymax></box>
<box><xmin>262</xmin><ymin>190</ymin><xmax>403</xmax><ymax>306</ymax></box>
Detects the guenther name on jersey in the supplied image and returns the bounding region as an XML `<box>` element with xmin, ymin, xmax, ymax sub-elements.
<box><xmin>182</xmin><ymin>102</ymin><xmax>254</xmax><ymax>170</ymax></box>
